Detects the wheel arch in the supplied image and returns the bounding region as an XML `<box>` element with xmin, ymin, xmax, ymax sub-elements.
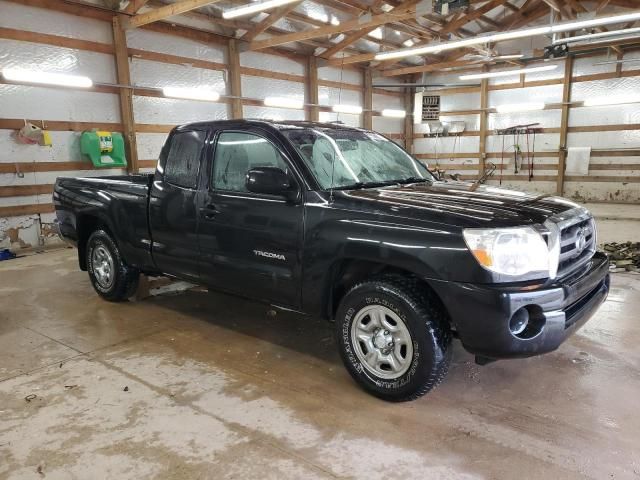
<box><xmin>322</xmin><ymin>257</ymin><xmax>449</xmax><ymax>324</ymax></box>
<box><xmin>76</xmin><ymin>212</ymin><xmax>117</xmax><ymax>271</ymax></box>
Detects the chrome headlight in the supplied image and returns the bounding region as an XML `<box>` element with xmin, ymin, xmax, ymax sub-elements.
<box><xmin>463</xmin><ymin>226</ymin><xmax>560</xmax><ymax>280</ymax></box>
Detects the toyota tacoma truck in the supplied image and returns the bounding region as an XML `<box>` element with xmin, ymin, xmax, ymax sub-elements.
<box><xmin>54</xmin><ymin>120</ymin><xmax>610</xmax><ymax>401</ymax></box>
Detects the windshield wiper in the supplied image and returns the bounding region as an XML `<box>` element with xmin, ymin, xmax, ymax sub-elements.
<box><xmin>393</xmin><ymin>177</ymin><xmax>431</xmax><ymax>185</ymax></box>
<box><xmin>333</xmin><ymin>180</ymin><xmax>399</xmax><ymax>190</ymax></box>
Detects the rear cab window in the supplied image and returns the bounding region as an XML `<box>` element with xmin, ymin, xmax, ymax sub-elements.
<box><xmin>164</xmin><ymin>130</ymin><xmax>207</xmax><ymax>189</ymax></box>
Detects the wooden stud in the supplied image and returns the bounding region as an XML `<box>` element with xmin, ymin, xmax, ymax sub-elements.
<box><xmin>227</xmin><ymin>39</ymin><xmax>243</xmax><ymax>119</ymax></box>
<box><xmin>557</xmin><ymin>56</ymin><xmax>574</xmax><ymax>196</ymax></box>
<box><xmin>404</xmin><ymin>77</ymin><xmax>415</xmax><ymax>153</ymax></box>
<box><xmin>363</xmin><ymin>68</ymin><xmax>373</xmax><ymax>130</ymax></box>
<box><xmin>307</xmin><ymin>57</ymin><xmax>319</xmax><ymax>122</ymax></box>
<box><xmin>479</xmin><ymin>67</ymin><xmax>489</xmax><ymax>176</ymax></box>
<box><xmin>112</xmin><ymin>15</ymin><xmax>139</xmax><ymax>173</ymax></box>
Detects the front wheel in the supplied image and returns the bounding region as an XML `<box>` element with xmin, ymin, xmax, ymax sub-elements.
<box><xmin>86</xmin><ymin>229</ymin><xmax>139</xmax><ymax>302</ymax></box>
<box><xmin>335</xmin><ymin>277</ymin><xmax>451</xmax><ymax>402</ymax></box>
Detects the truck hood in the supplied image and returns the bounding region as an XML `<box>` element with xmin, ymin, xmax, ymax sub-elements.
<box><xmin>335</xmin><ymin>180</ymin><xmax>581</xmax><ymax>228</ymax></box>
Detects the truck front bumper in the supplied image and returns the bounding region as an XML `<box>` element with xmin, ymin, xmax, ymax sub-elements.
<box><xmin>429</xmin><ymin>252</ymin><xmax>610</xmax><ymax>359</ymax></box>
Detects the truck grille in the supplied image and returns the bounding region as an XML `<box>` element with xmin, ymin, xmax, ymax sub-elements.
<box><xmin>556</xmin><ymin>214</ymin><xmax>596</xmax><ymax>278</ymax></box>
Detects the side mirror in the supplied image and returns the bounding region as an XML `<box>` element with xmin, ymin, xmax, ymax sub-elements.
<box><xmin>246</xmin><ymin>167</ymin><xmax>293</xmax><ymax>197</ymax></box>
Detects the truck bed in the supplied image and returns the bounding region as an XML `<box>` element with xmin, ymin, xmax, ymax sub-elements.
<box><xmin>54</xmin><ymin>173</ymin><xmax>155</xmax><ymax>271</ymax></box>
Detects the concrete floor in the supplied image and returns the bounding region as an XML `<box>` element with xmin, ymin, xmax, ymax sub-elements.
<box><xmin>1</xmin><ymin>249</ymin><xmax>640</xmax><ymax>479</ymax></box>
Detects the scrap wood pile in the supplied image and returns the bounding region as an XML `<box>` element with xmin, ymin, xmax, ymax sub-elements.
<box><xmin>603</xmin><ymin>242</ymin><xmax>640</xmax><ymax>273</ymax></box>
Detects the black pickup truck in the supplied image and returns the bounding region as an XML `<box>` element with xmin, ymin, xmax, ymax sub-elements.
<box><xmin>54</xmin><ymin>120</ymin><xmax>610</xmax><ymax>401</ymax></box>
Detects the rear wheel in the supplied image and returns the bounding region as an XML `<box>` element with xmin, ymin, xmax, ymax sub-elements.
<box><xmin>335</xmin><ymin>277</ymin><xmax>451</xmax><ymax>402</ymax></box>
<box><xmin>86</xmin><ymin>229</ymin><xmax>139</xmax><ymax>301</ymax></box>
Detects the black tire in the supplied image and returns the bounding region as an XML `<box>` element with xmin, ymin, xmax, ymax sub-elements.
<box><xmin>86</xmin><ymin>229</ymin><xmax>139</xmax><ymax>302</ymax></box>
<box><xmin>335</xmin><ymin>276</ymin><xmax>452</xmax><ymax>402</ymax></box>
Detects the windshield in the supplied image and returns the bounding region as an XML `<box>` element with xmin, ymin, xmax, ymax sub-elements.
<box><xmin>282</xmin><ymin>128</ymin><xmax>434</xmax><ymax>189</ymax></box>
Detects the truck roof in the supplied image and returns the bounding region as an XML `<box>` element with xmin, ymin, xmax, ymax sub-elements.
<box><xmin>174</xmin><ymin>119</ymin><xmax>367</xmax><ymax>133</ymax></box>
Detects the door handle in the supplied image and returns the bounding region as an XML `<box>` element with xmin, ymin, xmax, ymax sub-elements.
<box><xmin>200</xmin><ymin>204</ymin><xmax>219</xmax><ymax>219</ymax></box>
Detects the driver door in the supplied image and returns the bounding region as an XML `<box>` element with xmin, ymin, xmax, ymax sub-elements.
<box><xmin>196</xmin><ymin>129</ymin><xmax>304</xmax><ymax>308</ymax></box>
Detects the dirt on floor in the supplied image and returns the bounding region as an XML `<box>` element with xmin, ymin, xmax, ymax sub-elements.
<box><xmin>0</xmin><ymin>248</ymin><xmax>639</xmax><ymax>479</ymax></box>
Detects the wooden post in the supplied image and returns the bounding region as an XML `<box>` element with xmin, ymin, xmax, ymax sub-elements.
<box><xmin>227</xmin><ymin>39</ymin><xmax>243</xmax><ymax>119</ymax></box>
<box><xmin>478</xmin><ymin>67</ymin><xmax>489</xmax><ymax>176</ymax></box>
<box><xmin>112</xmin><ymin>15</ymin><xmax>139</xmax><ymax>173</ymax></box>
<box><xmin>363</xmin><ymin>68</ymin><xmax>373</xmax><ymax>130</ymax></box>
<box><xmin>307</xmin><ymin>56</ymin><xmax>319</xmax><ymax>122</ymax></box>
<box><xmin>404</xmin><ymin>75</ymin><xmax>415</xmax><ymax>153</ymax></box>
<box><xmin>557</xmin><ymin>55</ymin><xmax>574</xmax><ymax>196</ymax></box>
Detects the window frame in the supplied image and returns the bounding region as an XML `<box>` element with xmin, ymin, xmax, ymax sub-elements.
<box><xmin>209</xmin><ymin>129</ymin><xmax>300</xmax><ymax>198</ymax></box>
<box><xmin>162</xmin><ymin>128</ymin><xmax>207</xmax><ymax>190</ymax></box>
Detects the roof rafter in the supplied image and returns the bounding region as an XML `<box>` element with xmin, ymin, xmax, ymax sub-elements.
<box><xmin>124</xmin><ymin>0</ymin><xmax>223</xmax><ymax>29</ymax></box>
<box><xmin>247</xmin><ymin>3</ymin><xmax>419</xmax><ymax>50</ymax></box>
<box><xmin>319</xmin><ymin>0</ymin><xmax>423</xmax><ymax>59</ymax></box>
<box><xmin>240</xmin><ymin>2</ymin><xmax>301</xmax><ymax>42</ymax></box>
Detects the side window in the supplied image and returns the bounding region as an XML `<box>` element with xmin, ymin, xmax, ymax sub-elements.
<box><xmin>213</xmin><ymin>132</ymin><xmax>288</xmax><ymax>192</ymax></box>
<box><xmin>164</xmin><ymin>130</ymin><xmax>206</xmax><ymax>189</ymax></box>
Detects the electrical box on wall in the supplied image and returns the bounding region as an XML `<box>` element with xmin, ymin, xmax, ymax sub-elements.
<box><xmin>80</xmin><ymin>130</ymin><xmax>127</xmax><ymax>168</ymax></box>
<box><xmin>414</xmin><ymin>92</ymin><xmax>441</xmax><ymax>124</ymax></box>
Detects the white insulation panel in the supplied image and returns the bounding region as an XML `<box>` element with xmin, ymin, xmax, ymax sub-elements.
<box><xmin>0</xmin><ymin>2</ymin><xmax>112</xmax><ymax>43</ymax></box>
<box><xmin>133</xmin><ymin>96</ymin><xmax>227</xmax><ymax>125</ymax></box>
<box><xmin>242</xmin><ymin>76</ymin><xmax>304</xmax><ymax>101</ymax></box>
<box><xmin>126</xmin><ymin>29</ymin><xmax>226</xmax><ymax>63</ymax></box>
<box><xmin>373</xmin><ymin>117</ymin><xmax>403</xmax><ymax>134</ymax></box>
<box><xmin>244</xmin><ymin>106</ymin><xmax>305</xmax><ymax>122</ymax></box>
<box><xmin>318</xmin><ymin>66</ymin><xmax>362</xmax><ymax>86</ymax></box>
<box><xmin>131</xmin><ymin>59</ymin><xmax>226</xmax><ymax>91</ymax></box>
<box><xmin>0</xmin><ymin>85</ymin><xmax>120</xmax><ymax>123</ymax></box>
<box><xmin>137</xmin><ymin>133</ymin><xmax>168</xmax><ymax>161</ymax></box>
<box><xmin>0</xmin><ymin>40</ymin><xmax>117</xmax><ymax>84</ymax></box>
<box><xmin>373</xmin><ymin>93</ymin><xmax>404</xmax><ymax>111</ymax></box>
<box><xmin>241</xmin><ymin>51</ymin><xmax>304</xmax><ymax>77</ymax></box>
<box><xmin>318</xmin><ymin>86</ymin><xmax>361</xmax><ymax>108</ymax></box>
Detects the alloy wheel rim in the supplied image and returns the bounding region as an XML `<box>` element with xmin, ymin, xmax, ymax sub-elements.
<box><xmin>350</xmin><ymin>305</ymin><xmax>414</xmax><ymax>380</ymax></box>
<box><xmin>92</xmin><ymin>245</ymin><xmax>115</xmax><ymax>289</ymax></box>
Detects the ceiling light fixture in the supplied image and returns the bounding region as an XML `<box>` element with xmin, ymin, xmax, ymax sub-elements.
<box><xmin>374</xmin><ymin>11</ymin><xmax>640</xmax><ymax>61</ymax></box>
<box><xmin>495</xmin><ymin>102</ymin><xmax>545</xmax><ymax>113</ymax></box>
<box><xmin>381</xmin><ymin>109</ymin><xmax>406</xmax><ymax>118</ymax></box>
<box><xmin>264</xmin><ymin>96</ymin><xmax>304</xmax><ymax>109</ymax></box>
<box><xmin>494</xmin><ymin>54</ymin><xmax>525</xmax><ymax>60</ymax></box>
<box><xmin>162</xmin><ymin>86</ymin><xmax>220</xmax><ymax>102</ymax></box>
<box><xmin>222</xmin><ymin>0</ymin><xmax>300</xmax><ymax>19</ymax></box>
<box><xmin>583</xmin><ymin>94</ymin><xmax>640</xmax><ymax>107</ymax></box>
<box><xmin>553</xmin><ymin>26</ymin><xmax>640</xmax><ymax>45</ymax></box>
<box><xmin>459</xmin><ymin>65</ymin><xmax>558</xmax><ymax>80</ymax></box>
<box><xmin>2</xmin><ymin>67</ymin><xmax>93</xmax><ymax>88</ymax></box>
<box><xmin>332</xmin><ymin>104</ymin><xmax>363</xmax><ymax>114</ymax></box>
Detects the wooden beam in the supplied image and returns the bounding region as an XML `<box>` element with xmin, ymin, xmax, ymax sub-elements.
<box><xmin>123</xmin><ymin>0</ymin><xmax>150</xmax><ymax>15</ymax></box>
<box><xmin>363</xmin><ymin>68</ymin><xmax>373</xmax><ymax>130</ymax></box>
<box><xmin>227</xmin><ymin>39</ymin><xmax>243</xmax><ymax>119</ymax></box>
<box><xmin>241</xmin><ymin>3</ymin><xmax>300</xmax><ymax>42</ymax></box>
<box><xmin>557</xmin><ymin>56</ymin><xmax>573</xmax><ymax>196</ymax></box>
<box><xmin>248</xmin><ymin>4</ymin><xmax>418</xmax><ymax>50</ymax></box>
<box><xmin>306</xmin><ymin>57</ymin><xmax>319</xmax><ymax>122</ymax></box>
<box><xmin>112</xmin><ymin>15</ymin><xmax>139</xmax><ymax>173</ymax></box>
<box><xmin>404</xmin><ymin>77</ymin><xmax>415</xmax><ymax>153</ymax></box>
<box><xmin>479</xmin><ymin>67</ymin><xmax>489</xmax><ymax>175</ymax></box>
<box><xmin>125</xmin><ymin>0</ymin><xmax>222</xmax><ymax>29</ymax></box>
